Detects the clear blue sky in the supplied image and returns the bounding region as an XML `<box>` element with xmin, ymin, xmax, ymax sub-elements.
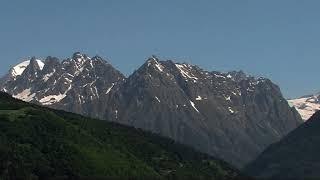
<box><xmin>0</xmin><ymin>0</ymin><xmax>319</xmax><ymax>98</ymax></box>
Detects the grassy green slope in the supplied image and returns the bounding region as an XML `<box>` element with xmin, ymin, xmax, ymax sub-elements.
<box><xmin>0</xmin><ymin>92</ymin><xmax>244</xmax><ymax>179</ymax></box>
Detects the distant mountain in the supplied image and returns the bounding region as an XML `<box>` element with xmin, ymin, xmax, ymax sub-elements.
<box><xmin>288</xmin><ymin>93</ymin><xmax>320</xmax><ymax>120</ymax></box>
<box><xmin>1</xmin><ymin>53</ymin><xmax>124</xmax><ymax>119</ymax></box>
<box><xmin>244</xmin><ymin>110</ymin><xmax>320</xmax><ymax>179</ymax></box>
<box><xmin>0</xmin><ymin>53</ymin><xmax>303</xmax><ymax>168</ymax></box>
<box><xmin>0</xmin><ymin>92</ymin><xmax>243</xmax><ymax>179</ymax></box>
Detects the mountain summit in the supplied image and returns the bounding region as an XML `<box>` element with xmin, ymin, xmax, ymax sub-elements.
<box><xmin>0</xmin><ymin>54</ymin><xmax>303</xmax><ymax>168</ymax></box>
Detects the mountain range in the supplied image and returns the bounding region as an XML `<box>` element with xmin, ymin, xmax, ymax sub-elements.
<box><xmin>0</xmin><ymin>52</ymin><xmax>303</xmax><ymax>168</ymax></box>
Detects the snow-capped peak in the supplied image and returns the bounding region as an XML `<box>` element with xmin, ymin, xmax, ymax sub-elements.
<box><xmin>11</xmin><ymin>59</ymin><xmax>44</xmax><ymax>77</ymax></box>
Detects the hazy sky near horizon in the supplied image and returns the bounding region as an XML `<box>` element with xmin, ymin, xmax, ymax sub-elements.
<box><xmin>0</xmin><ymin>0</ymin><xmax>319</xmax><ymax>98</ymax></box>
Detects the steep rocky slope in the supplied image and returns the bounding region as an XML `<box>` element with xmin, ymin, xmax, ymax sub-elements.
<box><xmin>245</xmin><ymin>110</ymin><xmax>320</xmax><ymax>179</ymax></box>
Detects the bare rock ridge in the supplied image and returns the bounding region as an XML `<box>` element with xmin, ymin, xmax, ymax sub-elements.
<box><xmin>0</xmin><ymin>53</ymin><xmax>303</xmax><ymax>168</ymax></box>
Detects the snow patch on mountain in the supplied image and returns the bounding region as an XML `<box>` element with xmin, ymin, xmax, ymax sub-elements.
<box><xmin>288</xmin><ymin>95</ymin><xmax>320</xmax><ymax>121</ymax></box>
<box><xmin>189</xmin><ymin>100</ymin><xmax>200</xmax><ymax>113</ymax></box>
<box><xmin>147</xmin><ymin>57</ymin><xmax>164</xmax><ymax>72</ymax></box>
<box><xmin>11</xmin><ymin>61</ymin><xmax>30</xmax><ymax>77</ymax></box>
<box><xmin>154</xmin><ymin>60</ymin><xmax>164</xmax><ymax>72</ymax></box>
<box><xmin>43</xmin><ymin>71</ymin><xmax>55</xmax><ymax>82</ymax></box>
<box><xmin>228</xmin><ymin>107</ymin><xmax>235</xmax><ymax>114</ymax></box>
<box><xmin>37</xmin><ymin>60</ymin><xmax>45</xmax><ymax>70</ymax></box>
<box><xmin>39</xmin><ymin>85</ymin><xmax>72</xmax><ymax>105</ymax></box>
<box><xmin>214</xmin><ymin>74</ymin><xmax>226</xmax><ymax>79</ymax></box>
<box><xmin>175</xmin><ymin>64</ymin><xmax>198</xmax><ymax>82</ymax></box>
<box><xmin>13</xmin><ymin>88</ymin><xmax>35</xmax><ymax>102</ymax></box>
<box><xmin>155</xmin><ymin>96</ymin><xmax>161</xmax><ymax>103</ymax></box>
<box><xmin>225</xmin><ymin>96</ymin><xmax>231</xmax><ymax>102</ymax></box>
<box><xmin>105</xmin><ymin>83</ymin><xmax>114</xmax><ymax>94</ymax></box>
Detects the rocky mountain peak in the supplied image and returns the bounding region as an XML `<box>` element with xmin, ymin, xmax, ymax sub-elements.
<box><xmin>91</xmin><ymin>55</ymin><xmax>108</xmax><ymax>64</ymax></box>
<box><xmin>8</xmin><ymin>57</ymin><xmax>44</xmax><ymax>80</ymax></box>
<box><xmin>140</xmin><ymin>57</ymin><xmax>205</xmax><ymax>83</ymax></box>
<box><xmin>44</xmin><ymin>56</ymin><xmax>59</xmax><ymax>64</ymax></box>
<box><xmin>28</xmin><ymin>57</ymin><xmax>42</xmax><ymax>70</ymax></box>
<box><xmin>147</xmin><ymin>55</ymin><xmax>158</xmax><ymax>62</ymax></box>
<box><xmin>72</xmin><ymin>52</ymin><xmax>89</xmax><ymax>62</ymax></box>
<box><xmin>227</xmin><ymin>70</ymin><xmax>248</xmax><ymax>82</ymax></box>
<box><xmin>19</xmin><ymin>57</ymin><xmax>44</xmax><ymax>80</ymax></box>
<box><xmin>145</xmin><ymin>56</ymin><xmax>165</xmax><ymax>72</ymax></box>
<box><xmin>42</xmin><ymin>56</ymin><xmax>60</xmax><ymax>74</ymax></box>
<box><xmin>60</xmin><ymin>52</ymin><xmax>90</xmax><ymax>72</ymax></box>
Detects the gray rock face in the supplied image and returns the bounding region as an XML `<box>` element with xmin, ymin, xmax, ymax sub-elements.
<box><xmin>0</xmin><ymin>54</ymin><xmax>302</xmax><ymax>168</ymax></box>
